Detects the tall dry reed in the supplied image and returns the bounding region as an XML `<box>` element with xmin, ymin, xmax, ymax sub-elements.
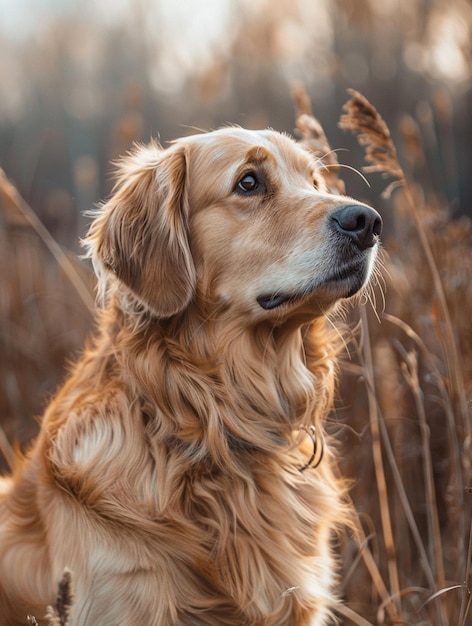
<box><xmin>337</xmin><ymin>90</ymin><xmax>470</xmax><ymax>625</ymax></box>
<box><xmin>295</xmin><ymin>83</ymin><xmax>471</xmax><ymax>625</ymax></box>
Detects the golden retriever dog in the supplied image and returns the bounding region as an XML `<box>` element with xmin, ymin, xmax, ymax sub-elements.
<box><xmin>0</xmin><ymin>127</ymin><xmax>382</xmax><ymax>625</ymax></box>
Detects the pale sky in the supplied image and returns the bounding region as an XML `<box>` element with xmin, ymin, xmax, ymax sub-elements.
<box><xmin>0</xmin><ymin>0</ymin><xmax>230</xmax><ymax>40</ymax></box>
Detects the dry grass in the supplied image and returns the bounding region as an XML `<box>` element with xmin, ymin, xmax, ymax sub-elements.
<box><xmin>0</xmin><ymin>170</ymin><xmax>95</xmax><ymax>468</ymax></box>
<box><xmin>335</xmin><ymin>91</ymin><xmax>471</xmax><ymax>625</ymax></box>
<box><xmin>27</xmin><ymin>570</ymin><xmax>73</xmax><ymax>626</ymax></box>
<box><xmin>1</xmin><ymin>90</ymin><xmax>471</xmax><ymax>625</ymax></box>
<box><xmin>294</xmin><ymin>85</ymin><xmax>471</xmax><ymax>625</ymax></box>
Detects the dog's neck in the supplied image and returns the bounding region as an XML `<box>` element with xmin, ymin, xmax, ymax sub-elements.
<box><xmin>58</xmin><ymin>294</ymin><xmax>335</xmax><ymax>476</ymax></box>
<box><xmin>90</xmin><ymin>298</ymin><xmax>337</xmax><ymax>470</ymax></box>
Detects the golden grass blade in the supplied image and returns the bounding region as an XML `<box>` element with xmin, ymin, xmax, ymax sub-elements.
<box><xmin>394</xmin><ymin>345</ymin><xmax>448</xmax><ymax>624</ymax></box>
<box><xmin>375</xmin><ymin>403</ymin><xmax>437</xmax><ymax>590</ymax></box>
<box><xmin>338</xmin><ymin>89</ymin><xmax>403</xmax><ymax>180</ymax></box>
<box><xmin>0</xmin><ymin>425</ymin><xmax>15</xmax><ymax>470</ymax></box>
<box><xmin>459</xmin><ymin>588</ymin><xmax>472</xmax><ymax>626</ymax></box>
<box><xmin>401</xmin><ymin>181</ymin><xmax>469</xmax><ymax>439</ymax></box>
<box><xmin>419</xmin><ymin>581</ymin><xmax>470</xmax><ymax>623</ymax></box>
<box><xmin>399</xmin><ymin>114</ymin><xmax>425</xmax><ymax>170</ymax></box>
<box><xmin>45</xmin><ymin>569</ymin><xmax>73</xmax><ymax>626</ymax></box>
<box><xmin>423</xmin><ymin>583</ymin><xmax>467</xmax><ymax>604</ymax></box>
<box><xmin>359</xmin><ymin>308</ymin><xmax>402</xmax><ymax>619</ymax></box>
<box><xmin>293</xmin><ymin>82</ymin><xmax>346</xmax><ymax>195</ymax></box>
<box><xmin>334</xmin><ymin>603</ymin><xmax>376</xmax><ymax>626</ymax></box>
<box><xmin>377</xmin><ymin>586</ymin><xmax>430</xmax><ymax>624</ymax></box>
<box><xmin>0</xmin><ymin>169</ymin><xmax>95</xmax><ymax>315</ymax></box>
<box><xmin>459</xmin><ymin>499</ymin><xmax>472</xmax><ymax>625</ymax></box>
<box><xmin>352</xmin><ymin>527</ymin><xmax>394</xmax><ymax>617</ymax></box>
<box><xmin>398</xmin><ymin>350</ymin><xmax>446</xmax><ymax>572</ymax></box>
<box><xmin>383</xmin><ymin>313</ymin><xmax>466</xmax><ymax>582</ymax></box>
<box><xmin>459</xmin><ymin>591</ymin><xmax>472</xmax><ymax>626</ymax></box>
<box><xmin>341</xmin><ymin>530</ymin><xmax>376</xmax><ymax>589</ymax></box>
<box><xmin>339</xmin><ymin>89</ymin><xmax>469</xmax><ymax>448</ymax></box>
<box><xmin>340</xmin><ymin>94</ymin><xmax>469</xmax><ymax>619</ymax></box>
<box><xmin>292</xmin><ymin>81</ymin><xmax>313</xmax><ymax>117</ymax></box>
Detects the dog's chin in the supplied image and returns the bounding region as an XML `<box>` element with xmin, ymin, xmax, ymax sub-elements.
<box><xmin>256</xmin><ymin>261</ymin><xmax>371</xmax><ymax>313</ymax></box>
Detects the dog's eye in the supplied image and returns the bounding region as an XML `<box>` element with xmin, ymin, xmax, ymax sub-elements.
<box><xmin>236</xmin><ymin>173</ymin><xmax>264</xmax><ymax>195</ymax></box>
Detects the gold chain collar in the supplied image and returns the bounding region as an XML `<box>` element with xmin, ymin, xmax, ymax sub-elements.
<box><xmin>298</xmin><ymin>425</ymin><xmax>325</xmax><ymax>472</ymax></box>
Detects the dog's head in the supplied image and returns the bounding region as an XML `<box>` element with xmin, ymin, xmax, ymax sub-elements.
<box><xmin>86</xmin><ymin>128</ymin><xmax>382</xmax><ymax>323</ymax></box>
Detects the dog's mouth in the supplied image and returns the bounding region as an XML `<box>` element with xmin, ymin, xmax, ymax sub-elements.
<box><xmin>256</xmin><ymin>293</ymin><xmax>296</xmax><ymax>310</ymax></box>
<box><xmin>256</xmin><ymin>261</ymin><xmax>368</xmax><ymax>311</ymax></box>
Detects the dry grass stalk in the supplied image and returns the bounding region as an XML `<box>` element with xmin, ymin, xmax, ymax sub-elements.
<box><xmin>0</xmin><ymin>423</ymin><xmax>15</xmax><ymax>470</ymax></box>
<box><xmin>347</xmin><ymin>314</ymin><xmax>456</xmax><ymax>620</ymax></box>
<box><xmin>0</xmin><ymin>172</ymin><xmax>95</xmax><ymax>469</ymax></box>
<box><xmin>386</xmin><ymin>313</ymin><xmax>471</xmax><ymax>623</ymax></box>
<box><xmin>352</xmin><ymin>521</ymin><xmax>398</xmax><ymax>619</ymax></box>
<box><xmin>359</xmin><ymin>308</ymin><xmax>401</xmax><ymax>621</ymax></box>
<box><xmin>396</xmin><ymin>345</ymin><xmax>447</xmax><ymax>623</ymax></box>
<box><xmin>335</xmin><ymin>602</ymin><xmax>376</xmax><ymax>626</ymax></box>
<box><xmin>293</xmin><ymin>82</ymin><xmax>346</xmax><ymax>195</ymax></box>
<box><xmin>339</xmin><ymin>89</ymin><xmax>403</xmax><ymax>187</ymax></box>
<box><xmin>0</xmin><ymin>169</ymin><xmax>95</xmax><ymax>315</ymax></box>
<box><xmin>339</xmin><ymin>87</ymin><xmax>469</xmax><ymax>465</ymax></box>
<box><xmin>45</xmin><ymin>570</ymin><xmax>74</xmax><ymax>626</ymax></box>
<box><xmin>338</xmin><ymin>88</ymin><xmax>471</xmax><ymax>623</ymax></box>
<box><xmin>399</xmin><ymin>115</ymin><xmax>425</xmax><ymax>170</ymax></box>
<box><xmin>27</xmin><ymin>570</ymin><xmax>73</xmax><ymax>626</ymax></box>
<box><xmin>292</xmin><ymin>81</ymin><xmax>313</xmax><ymax>118</ymax></box>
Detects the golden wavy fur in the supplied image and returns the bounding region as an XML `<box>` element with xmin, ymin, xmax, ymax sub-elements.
<box><xmin>0</xmin><ymin>127</ymin><xmax>382</xmax><ymax>625</ymax></box>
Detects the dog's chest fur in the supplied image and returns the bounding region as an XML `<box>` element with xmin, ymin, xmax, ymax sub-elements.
<box><xmin>19</xmin><ymin>314</ymin><xmax>341</xmax><ymax>625</ymax></box>
<box><xmin>44</xmin><ymin>393</ymin><xmax>337</xmax><ymax>625</ymax></box>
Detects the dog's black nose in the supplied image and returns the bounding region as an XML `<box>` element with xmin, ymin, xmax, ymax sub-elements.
<box><xmin>330</xmin><ymin>203</ymin><xmax>382</xmax><ymax>250</ymax></box>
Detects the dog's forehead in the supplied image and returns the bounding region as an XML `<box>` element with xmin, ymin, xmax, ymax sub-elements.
<box><xmin>181</xmin><ymin>128</ymin><xmax>315</xmax><ymax>175</ymax></box>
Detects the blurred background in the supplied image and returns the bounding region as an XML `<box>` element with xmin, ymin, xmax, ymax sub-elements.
<box><xmin>1</xmin><ymin>0</ymin><xmax>471</xmax><ymax>246</ymax></box>
<box><xmin>0</xmin><ymin>1</ymin><xmax>471</xmax><ymax>624</ymax></box>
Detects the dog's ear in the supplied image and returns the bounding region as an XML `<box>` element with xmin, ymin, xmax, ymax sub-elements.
<box><xmin>91</xmin><ymin>143</ymin><xmax>195</xmax><ymax>317</ymax></box>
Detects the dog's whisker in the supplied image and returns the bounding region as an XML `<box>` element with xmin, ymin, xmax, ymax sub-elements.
<box><xmin>281</xmin><ymin>586</ymin><xmax>301</xmax><ymax>597</ymax></box>
<box><xmin>322</xmin><ymin>162</ymin><xmax>371</xmax><ymax>188</ymax></box>
<box><xmin>320</xmin><ymin>147</ymin><xmax>349</xmax><ymax>159</ymax></box>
